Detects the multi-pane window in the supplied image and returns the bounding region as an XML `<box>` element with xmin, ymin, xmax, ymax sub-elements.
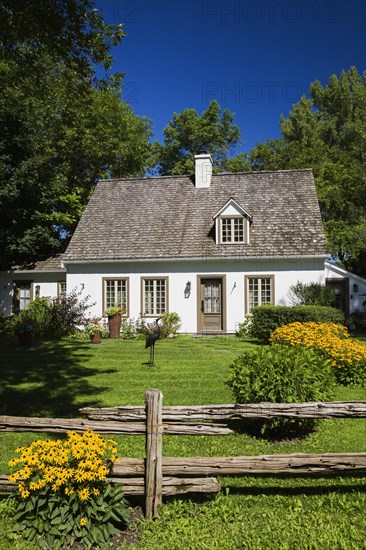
<box><xmin>58</xmin><ymin>281</ymin><xmax>67</xmax><ymax>297</ymax></box>
<box><xmin>12</xmin><ymin>281</ymin><xmax>31</xmax><ymax>314</ymax></box>
<box><xmin>143</xmin><ymin>278</ymin><xmax>167</xmax><ymax>315</ymax></box>
<box><xmin>19</xmin><ymin>284</ymin><xmax>31</xmax><ymax>311</ymax></box>
<box><xmin>247</xmin><ymin>277</ymin><xmax>274</xmax><ymax>313</ymax></box>
<box><xmin>203</xmin><ymin>280</ymin><xmax>221</xmax><ymax>313</ymax></box>
<box><xmin>104</xmin><ymin>279</ymin><xmax>128</xmax><ymax>313</ymax></box>
<box><xmin>221</xmin><ymin>217</ymin><xmax>245</xmax><ymax>243</ymax></box>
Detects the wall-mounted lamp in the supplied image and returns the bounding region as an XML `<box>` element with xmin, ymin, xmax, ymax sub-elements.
<box><xmin>35</xmin><ymin>285</ymin><xmax>40</xmax><ymax>297</ymax></box>
<box><xmin>80</xmin><ymin>283</ymin><xmax>85</xmax><ymax>291</ymax></box>
<box><xmin>184</xmin><ymin>281</ymin><xmax>191</xmax><ymax>298</ymax></box>
<box><xmin>353</xmin><ymin>284</ymin><xmax>359</xmax><ymax>293</ymax></box>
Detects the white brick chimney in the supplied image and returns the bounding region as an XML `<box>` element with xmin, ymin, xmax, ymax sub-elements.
<box><xmin>194</xmin><ymin>153</ymin><xmax>212</xmax><ymax>188</ymax></box>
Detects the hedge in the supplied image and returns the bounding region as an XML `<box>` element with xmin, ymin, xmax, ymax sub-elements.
<box><xmin>248</xmin><ymin>305</ymin><xmax>344</xmax><ymax>343</ymax></box>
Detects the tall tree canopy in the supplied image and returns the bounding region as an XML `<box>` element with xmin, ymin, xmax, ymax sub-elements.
<box><xmin>250</xmin><ymin>67</ymin><xmax>366</xmax><ymax>277</ymax></box>
<box><xmin>154</xmin><ymin>100</ymin><xmax>244</xmax><ymax>175</ymax></box>
<box><xmin>0</xmin><ymin>0</ymin><xmax>152</xmax><ymax>269</ymax></box>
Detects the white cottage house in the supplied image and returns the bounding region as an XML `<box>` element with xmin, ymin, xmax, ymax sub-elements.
<box><xmin>63</xmin><ymin>154</ymin><xmax>329</xmax><ymax>333</ymax></box>
<box><xmin>2</xmin><ymin>154</ymin><xmax>365</xmax><ymax>330</ymax></box>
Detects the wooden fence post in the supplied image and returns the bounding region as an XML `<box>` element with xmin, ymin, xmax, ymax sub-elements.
<box><xmin>145</xmin><ymin>389</ymin><xmax>163</xmax><ymax>519</ymax></box>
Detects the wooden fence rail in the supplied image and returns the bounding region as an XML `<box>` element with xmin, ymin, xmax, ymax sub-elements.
<box><xmin>1</xmin><ymin>390</ymin><xmax>366</xmax><ymax>519</ymax></box>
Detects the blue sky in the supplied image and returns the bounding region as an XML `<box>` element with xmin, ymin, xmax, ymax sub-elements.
<box><xmin>96</xmin><ymin>0</ymin><xmax>366</xmax><ymax>153</ymax></box>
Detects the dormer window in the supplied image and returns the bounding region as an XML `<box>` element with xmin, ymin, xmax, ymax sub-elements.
<box><xmin>213</xmin><ymin>198</ymin><xmax>252</xmax><ymax>245</ymax></box>
<box><xmin>221</xmin><ymin>217</ymin><xmax>245</xmax><ymax>243</ymax></box>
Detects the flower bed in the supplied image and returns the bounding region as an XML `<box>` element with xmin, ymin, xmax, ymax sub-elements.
<box><xmin>270</xmin><ymin>322</ymin><xmax>366</xmax><ymax>385</ymax></box>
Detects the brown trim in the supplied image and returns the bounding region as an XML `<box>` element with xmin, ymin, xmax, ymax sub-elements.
<box><xmin>57</xmin><ymin>281</ymin><xmax>67</xmax><ymax>298</ymax></box>
<box><xmin>12</xmin><ymin>280</ymin><xmax>33</xmax><ymax>314</ymax></box>
<box><xmin>244</xmin><ymin>275</ymin><xmax>275</xmax><ymax>314</ymax></box>
<box><xmin>197</xmin><ymin>275</ymin><xmax>226</xmax><ymax>333</ymax></box>
<box><xmin>102</xmin><ymin>277</ymin><xmax>129</xmax><ymax>316</ymax></box>
<box><xmin>140</xmin><ymin>276</ymin><xmax>169</xmax><ymax>317</ymax></box>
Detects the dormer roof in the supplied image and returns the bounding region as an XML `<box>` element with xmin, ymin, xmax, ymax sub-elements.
<box><xmin>213</xmin><ymin>197</ymin><xmax>252</xmax><ymax>222</ymax></box>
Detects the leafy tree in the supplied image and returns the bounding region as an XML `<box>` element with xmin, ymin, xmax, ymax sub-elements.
<box><xmin>0</xmin><ymin>1</ymin><xmax>152</xmax><ymax>269</ymax></box>
<box><xmin>250</xmin><ymin>67</ymin><xmax>366</xmax><ymax>276</ymax></box>
<box><xmin>154</xmin><ymin>100</ymin><xmax>242</xmax><ymax>175</ymax></box>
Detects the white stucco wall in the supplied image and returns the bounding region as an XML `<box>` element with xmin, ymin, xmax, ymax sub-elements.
<box><xmin>65</xmin><ymin>257</ymin><xmax>326</xmax><ymax>333</ymax></box>
<box><xmin>0</xmin><ymin>271</ymin><xmax>65</xmax><ymax>317</ymax></box>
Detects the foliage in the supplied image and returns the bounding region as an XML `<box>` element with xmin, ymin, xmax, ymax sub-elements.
<box><xmin>159</xmin><ymin>312</ymin><xmax>182</xmax><ymax>337</ymax></box>
<box><xmin>104</xmin><ymin>305</ymin><xmax>126</xmax><ymax>317</ymax></box>
<box><xmin>236</xmin><ymin>314</ymin><xmax>253</xmax><ymax>338</ymax></box>
<box><xmin>248</xmin><ymin>304</ymin><xmax>344</xmax><ymax>343</ymax></box>
<box><xmin>250</xmin><ymin>67</ymin><xmax>366</xmax><ymax>277</ymax></box>
<box><xmin>154</xmin><ymin>100</ymin><xmax>241</xmax><ymax>175</ymax></box>
<box><xmin>82</xmin><ymin>318</ymin><xmax>105</xmax><ymax>337</ymax></box>
<box><xmin>5</xmin><ymin>291</ymin><xmax>94</xmax><ymax>340</ymax></box>
<box><xmin>139</xmin><ymin>312</ymin><xmax>182</xmax><ymax>339</ymax></box>
<box><xmin>288</xmin><ymin>281</ymin><xmax>336</xmax><ymax>307</ymax></box>
<box><xmin>5</xmin><ymin>298</ymin><xmax>52</xmax><ymax>338</ymax></box>
<box><xmin>351</xmin><ymin>309</ymin><xmax>366</xmax><ymax>330</ymax></box>
<box><xmin>270</xmin><ymin>322</ymin><xmax>366</xmax><ymax>386</ymax></box>
<box><xmin>8</xmin><ymin>430</ymin><xmax>130</xmax><ymax>548</ymax></box>
<box><xmin>49</xmin><ymin>289</ymin><xmax>95</xmax><ymax>338</ymax></box>
<box><xmin>226</xmin><ymin>344</ymin><xmax>335</xmax><ymax>438</ymax></box>
<box><xmin>0</xmin><ymin>1</ymin><xmax>152</xmax><ymax>269</ymax></box>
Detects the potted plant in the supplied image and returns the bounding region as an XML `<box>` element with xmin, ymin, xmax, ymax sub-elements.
<box><xmin>104</xmin><ymin>305</ymin><xmax>125</xmax><ymax>339</ymax></box>
<box><xmin>11</xmin><ymin>311</ymin><xmax>39</xmax><ymax>346</ymax></box>
<box><xmin>84</xmin><ymin>318</ymin><xmax>104</xmax><ymax>344</ymax></box>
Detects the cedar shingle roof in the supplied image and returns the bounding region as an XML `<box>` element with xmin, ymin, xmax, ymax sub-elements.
<box><xmin>13</xmin><ymin>255</ymin><xmax>65</xmax><ymax>272</ymax></box>
<box><xmin>64</xmin><ymin>169</ymin><xmax>328</xmax><ymax>262</ymax></box>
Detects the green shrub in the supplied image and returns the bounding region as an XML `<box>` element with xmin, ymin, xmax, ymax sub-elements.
<box><xmin>139</xmin><ymin>312</ymin><xmax>182</xmax><ymax>339</ymax></box>
<box><xmin>288</xmin><ymin>281</ymin><xmax>336</xmax><ymax>307</ymax></box>
<box><xmin>351</xmin><ymin>309</ymin><xmax>366</xmax><ymax>330</ymax></box>
<box><xmin>249</xmin><ymin>305</ymin><xmax>344</xmax><ymax>343</ymax></box>
<box><xmin>226</xmin><ymin>344</ymin><xmax>335</xmax><ymax>438</ymax></box>
<box><xmin>5</xmin><ymin>298</ymin><xmax>52</xmax><ymax>340</ymax></box>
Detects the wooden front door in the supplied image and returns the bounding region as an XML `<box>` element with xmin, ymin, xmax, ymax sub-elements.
<box><xmin>198</xmin><ymin>277</ymin><xmax>224</xmax><ymax>332</ymax></box>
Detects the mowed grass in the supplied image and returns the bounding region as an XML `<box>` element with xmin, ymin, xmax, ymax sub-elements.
<box><xmin>0</xmin><ymin>333</ymin><xmax>366</xmax><ymax>549</ymax></box>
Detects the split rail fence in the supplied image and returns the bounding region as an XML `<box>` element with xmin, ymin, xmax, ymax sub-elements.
<box><xmin>1</xmin><ymin>389</ymin><xmax>366</xmax><ymax>519</ymax></box>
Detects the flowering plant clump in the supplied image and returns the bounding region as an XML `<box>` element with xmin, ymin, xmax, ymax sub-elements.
<box><xmin>82</xmin><ymin>317</ymin><xmax>108</xmax><ymax>338</ymax></box>
<box><xmin>8</xmin><ymin>430</ymin><xmax>130</xmax><ymax>548</ymax></box>
<box><xmin>270</xmin><ymin>322</ymin><xmax>366</xmax><ymax>385</ymax></box>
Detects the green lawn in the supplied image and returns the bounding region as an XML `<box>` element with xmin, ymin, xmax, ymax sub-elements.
<box><xmin>0</xmin><ymin>334</ymin><xmax>366</xmax><ymax>549</ymax></box>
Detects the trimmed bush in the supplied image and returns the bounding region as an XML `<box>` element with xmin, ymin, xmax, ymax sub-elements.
<box><xmin>226</xmin><ymin>344</ymin><xmax>335</xmax><ymax>438</ymax></box>
<box><xmin>270</xmin><ymin>322</ymin><xmax>366</xmax><ymax>386</ymax></box>
<box><xmin>249</xmin><ymin>305</ymin><xmax>344</xmax><ymax>343</ymax></box>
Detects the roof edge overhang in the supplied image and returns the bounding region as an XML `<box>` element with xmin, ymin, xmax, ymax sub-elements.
<box><xmin>64</xmin><ymin>254</ymin><xmax>328</xmax><ymax>265</ymax></box>
<box><xmin>10</xmin><ymin>269</ymin><xmax>66</xmax><ymax>274</ymax></box>
<box><xmin>325</xmin><ymin>261</ymin><xmax>366</xmax><ymax>284</ymax></box>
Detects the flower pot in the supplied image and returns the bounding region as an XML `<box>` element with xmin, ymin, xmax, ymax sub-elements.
<box><xmin>18</xmin><ymin>332</ymin><xmax>33</xmax><ymax>346</ymax></box>
<box><xmin>108</xmin><ymin>314</ymin><xmax>121</xmax><ymax>339</ymax></box>
<box><xmin>90</xmin><ymin>333</ymin><xmax>101</xmax><ymax>344</ymax></box>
